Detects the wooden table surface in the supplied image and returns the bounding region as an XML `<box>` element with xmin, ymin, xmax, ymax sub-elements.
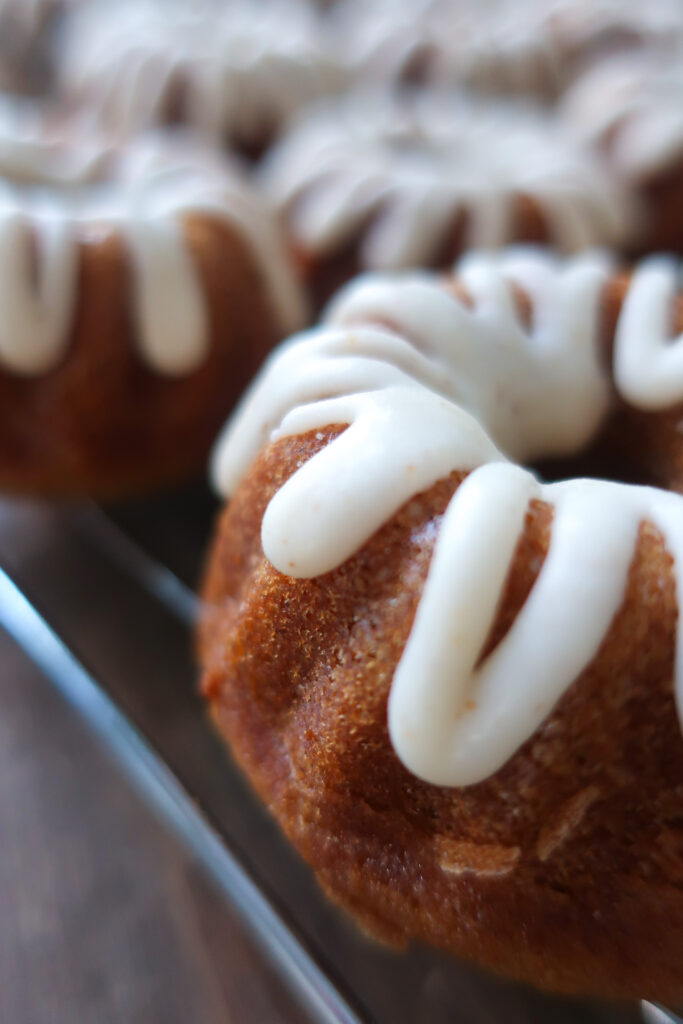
<box><xmin>0</xmin><ymin>627</ymin><xmax>312</xmax><ymax>1024</ymax></box>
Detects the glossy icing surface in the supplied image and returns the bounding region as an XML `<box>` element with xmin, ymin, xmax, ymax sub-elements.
<box><xmin>212</xmin><ymin>248</ymin><xmax>683</xmax><ymax>786</ymax></box>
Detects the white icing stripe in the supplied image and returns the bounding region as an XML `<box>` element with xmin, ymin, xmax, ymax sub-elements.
<box><xmin>211</xmin><ymin>246</ymin><xmax>683</xmax><ymax>788</ymax></box>
<box><xmin>614</xmin><ymin>257</ymin><xmax>683</xmax><ymax>410</ymax></box>
<box><xmin>263</xmin><ymin>387</ymin><xmax>504</xmax><ymax>577</ymax></box>
<box><xmin>0</xmin><ymin>210</ymin><xmax>77</xmax><ymax>374</ymax></box>
<box><xmin>336</xmin><ymin>0</ymin><xmax>683</xmax><ymax>100</ymax></box>
<box><xmin>262</xmin><ymin>92</ymin><xmax>635</xmax><ymax>267</ymax></box>
<box><xmin>209</xmin><ymin>325</ymin><xmax>438</xmax><ymax>494</ymax></box>
<box><xmin>390</xmin><ymin>470</ymin><xmax>681</xmax><ymax>786</ymax></box>
<box><xmin>194</xmin><ymin>187</ymin><xmax>307</xmax><ymax>338</ymax></box>
<box><xmin>123</xmin><ymin>215</ymin><xmax>208</xmax><ymax>375</ymax></box>
<box><xmin>336</xmin><ymin>0</ymin><xmax>565</xmax><ymax>97</ymax></box>
<box><xmin>0</xmin><ymin>121</ymin><xmax>305</xmax><ymax>377</ymax></box>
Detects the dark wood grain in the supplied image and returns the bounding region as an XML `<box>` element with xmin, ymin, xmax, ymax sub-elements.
<box><xmin>0</xmin><ymin>629</ymin><xmax>310</xmax><ymax>1024</ymax></box>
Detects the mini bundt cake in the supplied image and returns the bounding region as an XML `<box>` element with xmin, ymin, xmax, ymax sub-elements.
<box><xmin>0</xmin><ymin>103</ymin><xmax>306</xmax><ymax>495</ymax></box>
<box><xmin>562</xmin><ymin>49</ymin><xmax>683</xmax><ymax>255</ymax></box>
<box><xmin>61</xmin><ymin>0</ymin><xmax>345</xmax><ymax>160</ymax></box>
<box><xmin>261</xmin><ymin>91</ymin><xmax>637</xmax><ymax>307</ymax></box>
<box><xmin>200</xmin><ymin>248</ymin><xmax>683</xmax><ymax>1003</ymax></box>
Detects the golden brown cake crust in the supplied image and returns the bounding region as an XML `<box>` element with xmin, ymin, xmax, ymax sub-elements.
<box><xmin>200</xmin><ymin>428</ymin><xmax>683</xmax><ymax>1003</ymax></box>
<box><xmin>0</xmin><ymin>214</ymin><xmax>281</xmax><ymax>497</ymax></box>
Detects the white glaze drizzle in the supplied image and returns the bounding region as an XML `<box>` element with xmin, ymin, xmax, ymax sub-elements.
<box><xmin>0</xmin><ymin>118</ymin><xmax>305</xmax><ymax>377</ymax></box>
<box><xmin>327</xmin><ymin>248</ymin><xmax>614</xmax><ymax>460</ymax></box>
<box><xmin>561</xmin><ymin>51</ymin><xmax>683</xmax><ymax>183</ymax></box>
<box><xmin>335</xmin><ymin>0</ymin><xmax>683</xmax><ymax>99</ymax></box>
<box><xmin>614</xmin><ymin>256</ymin><xmax>683</xmax><ymax>409</ymax></box>
<box><xmin>262</xmin><ymin>91</ymin><xmax>635</xmax><ymax>268</ymax></box>
<box><xmin>212</xmin><ymin>246</ymin><xmax>683</xmax><ymax>787</ymax></box>
<box><xmin>0</xmin><ymin>210</ymin><xmax>78</xmax><ymax>374</ymax></box>
<box><xmin>390</xmin><ymin>466</ymin><xmax>683</xmax><ymax>785</ymax></box>
<box><xmin>64</xmin><ymin>0</ymin><xmax>345</xmax><ymax>148</ymax></box>
<box><xmin>328</xmin><ymin>248</ymin><xmax>683</xmax><ymax>415</ymax></box>
<box><xmin>263</xmin><ymin>386</ymin><xmax>505</xmax><ymax>578</ymax></box>
<box><xmin>334</xmin><ymin>0</ymin><xmax>564</xmax><ymax>97</ymax></box>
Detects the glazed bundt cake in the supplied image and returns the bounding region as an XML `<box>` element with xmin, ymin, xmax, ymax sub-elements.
<box><xmin>200</xmin><ymin>248</ymin><xmax>683</xmax><ymax>1002</ymax></box>
<box><xmin>261</xmin><ymin>91</ymin><xmax>636</xmax><ymax>307</ymax></box>
<box><xmin>0</xmin><ymin>102</ymin><xmax>305</xmax><ymax>495</ymax></box>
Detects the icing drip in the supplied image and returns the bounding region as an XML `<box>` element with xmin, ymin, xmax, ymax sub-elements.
<box><xmin>0</xmin><ymin>211</ymin><xmax>77</xmax><ymax>374</ymax></box>
<box><xmin>335</xmin><ymin>0</ymin><xmax>564</xmax><ymax>97</ymax></box>
<box><xmin>264</xmin><ymin>386</ymin><xmax>504</xmax><ymax>577</ymax></box>
<box><xmin>0</xmin><ymin>120</ymin><xmax>305</xmax><ymax>377</ymax></box>
<box><xmin>65</xmin><ymin>0</ymin><xmax>345</xmax><ymax>148</ymax></box>
<box><xmin>335</xmin><ymin>0</ymin><xmax>683</xmax><ymax>98</ymax></box>
<box><xmin>327</xmin><ymin>248</ymin><xmax>613</xmax><ymax>461</ymax></box>
<box><xmin>212</xmin><ymin>246</ymin><xmax>683</xmax><ymax>787</ymax></box>
<box><xmin>562</xmin><ymin>51</ymin><xmax>683</xmax><ymax>182</ymax></box>
<box><xmin>614</xmin><ymin>257</ymin><xmax>683</xmax><ymax>410</ymax></box>
<box><xmin>215</xmin><ymin>246</ymin><xmax>683</xmax><ymax>481</ymax></box>
<box><xmin>390</xmin><ymin>467</ymin><xmax>683</xmax><ymax>785</ymax></box>
<box><xmin>122</xmin><ymin>215</ymin><xmax>207</xmax><ymax>375</ymax></box>
<box><xmin>262</xmin><ymin>91</ymin><xmax>635</xmax><ymax>267</ymax></box>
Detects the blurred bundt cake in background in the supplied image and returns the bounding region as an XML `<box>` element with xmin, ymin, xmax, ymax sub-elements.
<box><xmin>0</xmin><ymin>102</ymin><xmax>305</xmax><ymax>495</ymax></box>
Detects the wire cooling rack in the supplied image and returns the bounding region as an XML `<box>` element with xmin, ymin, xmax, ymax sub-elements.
<box><xmin>0</xmin><ymin>484</ymin><xmax>666</xmax><ymax>1024</ymax></box>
